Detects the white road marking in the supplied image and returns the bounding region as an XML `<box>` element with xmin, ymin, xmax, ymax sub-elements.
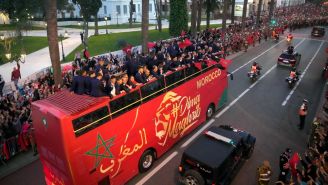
<box><xmin>281</xmin><ymin>41</ymin><xmax>324</xmax><ymax>106</ymax></box>
<box><xmin>136</xmin><ymin>151</ymin><xmax>178</xmax><ymax>185</ymax></box>
<box><xmin>134</xmin><ymin>38</ymin><xmax>312</xmax><ymax>185</ymax></box>
<box><xmin>181</xmin><ymin>119</ymin><xmax>215</xmax><ymax>148</ymax></box>
<box><xmin>231</xmin><ymin>39</ymin><xmax>285</xmax><ymax>74</ymax></box>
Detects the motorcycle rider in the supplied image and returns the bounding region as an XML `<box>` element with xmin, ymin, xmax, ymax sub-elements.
<box><xmin>287</xmin><ymin>33</ymin><xmax>293</xmax><ymax>43</ymax></box>
<box><xmin>251</xmin><ymin>62</ymin><xmax>261</xmax><ymax>75</ymax></box>
<box><xmin>289</xmin><ymin>67</ymin><xmax>299</xmax><ymax>81</ymax></box>
<box><xmin>287</xmin><ymin>45</ymin><xmax>294</xmax><ymax>54</ymax></box>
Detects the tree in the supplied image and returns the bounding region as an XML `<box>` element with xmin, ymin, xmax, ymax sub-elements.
<box><xmin>205</xmin><ymin>0</ymin><xmax>221</xmax><ymax>29</ymax></box>
<box><xmin>164</xmin><ymin>0</ymin><xmax>168</xmax><ymax>17</ymax></box>
<box><xmin>191</xmin><ymin>0</ymin><xmax>198</xmax><ymax>37</ymax></box>
<box><xmin>256</xmin><ymin>0</ymin><xmax>263</xmax><ymax>27</ymax></box>
<box><xmin>231</xmin><ymin>0</ymin><xmax>235</xmax><ymax>24</ymax></box>
<box><xmin>154</xmin><ymin>0</ymin><xmax>162</xmax><ymax>32</ymax></box>
<box><xmin>45</xmin><ymin>0</ymin><xmax>62</xmax><ymax>86</ymax></box>
<box><xmin>169</xmin><ymin>0</ymin><xmax>188</xmax><ymax>36</ymax></box>
<box><xmin>142</xmin><ymin>0</ymin><xmax>149</xmax><ymax>53</ymax></box>
<box><xmin>222</xmin><ymin>0</ymin><xmax>229</xmax><ymax>31</ymax></box>
<box><xmin>241</xmin><ymin>0</ymin><xmax>248</xmax><ymax>29</ymax></box>
<box><xmin>197</xmin><ymin>0</ymin><xmax>203</xmax><ymax>31</ymax></box>
<box><xmin>129</xmin><ymin>0</ymin><xmax>134</xmax><ymax>28</ymax></box>
<box><xmin>72</xmin><ymin>0</ymin><xmax>102</xmax><ymax>45</ymax></box>
<box><xmin>268</xmin><ymin>0</ymin><xmax>274</xmax><ymax>23</ymax></box>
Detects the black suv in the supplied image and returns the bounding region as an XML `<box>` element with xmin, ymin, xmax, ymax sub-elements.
<box><xmin>311</xmin><ymin>26</ymin><xmax>325</xmax><ymax>37</ymax></box>
<box><xmin>178</xmin><ymin>125</ymin><xmax>256</xmax><ymax>185</ymax></box>
<box><xmin>277</xmin><ymin>50</ymin><xmax>301</xmax><ymax>68</ymax></box>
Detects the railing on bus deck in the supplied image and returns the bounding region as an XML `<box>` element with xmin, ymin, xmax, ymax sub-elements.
<box><xmin>71</xmin><ymin>62</ymin><xmax>221</xmax><ymax>137</ymax></box>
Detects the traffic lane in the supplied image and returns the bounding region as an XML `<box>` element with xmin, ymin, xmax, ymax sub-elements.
<box><xmin>285</xmin><ymin>41</ymin><xmax>328</xmax><ymax>132</ymax></box>
<box><xmin>127</xmin><ymin>39</ymin><xmax>307</xmax><ymax>185</ymax></box>
<box><xmin>228</xmin><ymin>40</ymin><xmax>326</xmax><ymax>185</ymax></box>
<box><xmin>0</xmin><ymin>160</ymin><xmax>45</xmax><ymax>185</ymax></box>
<box><xmin>227</xmin><ymin>38</ymin><xmax>303</xmax><ymax>101</ymax></box>
<box><xmin>227</xmin><ymin>39</ymin><xmax>283</xmax><ymax>72</ymax></box>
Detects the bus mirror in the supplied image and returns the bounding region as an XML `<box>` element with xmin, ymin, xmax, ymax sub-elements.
<box><xmin>229</xmin><ymin>73</ymin><xmax>233</xmax><ymax>80</ymax></box>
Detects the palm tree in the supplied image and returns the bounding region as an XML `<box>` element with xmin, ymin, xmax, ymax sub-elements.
<box><xmin>241</xmin><ymin>0</ymin><xmax>248</xmax><ymax>29</ymax></box>
<box><xmin>231</xmin><ymin>0</ymin><xmax>235</xmax><ymax>23</ymax></box>
<box><xmin>268</xmin><ymin>0</ymin><xmax>274</xmax><ymax>22</ymax></box>
<box><xmin>196</xmin><ymin>0</ymin><xmax>203</xmax><ymax>31</ymax></box>
<box><xmin>256</xmin><ymin>0</ymin><xmax>263</xmax><ymax>27</ymax></box>
<box><xmin>222</xmin><ymin>0</ymin><xmax>229</xmax><ymax>31</ymax></box>
<box><xmin>45</xmin><ymin>0</ymin><xmax>62</xmax><ymax>86</ymax></box>
<box><xmin>142</xmin><ymin>0</ymin><xmax>149</xmax><ymax>53</ymax></box>
<box><xmin>191</xmin><ymin>0</ymin><xmax>198</xmax><ymax>36</ymax></box>
<box><xmin>205</xmin><ymin>0</ymin><xmax>220</xmax><ymax>29</ymax></box>
<box><xmin>129</xmin><ymin>0</ymin><xmax>134</xmax><ymax>28</ymax></box>
<box><xmin>94</xmin><ymin>14</ymin><xmax>99</xmax><ymax>35</ymax></box>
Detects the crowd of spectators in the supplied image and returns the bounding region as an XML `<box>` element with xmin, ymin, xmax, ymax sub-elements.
<box><xmin>0</xmin><ymin>3</ymin><xmax>327</xmax><ymax>165</ymax></box>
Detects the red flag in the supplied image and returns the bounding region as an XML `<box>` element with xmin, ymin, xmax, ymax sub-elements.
<box><xmin>178</xmin><ymin>41</ymin><xmax>186</xmax><ymax>49</ymax></box>
<box><xmin>194</xmin><ymin>62</ymin><xmax>203</xmax><ymax>71</ymax></box>
<box><xmin>289</xmin><ymin>153</ymin><xmax>300</xmax><ymax>178</ymax></box>
<box><xmin>18</xmin><ymin>134</ymin><xmax>28</xmax><ymax>151</ymax></box>
<box><xmin>3</xmin><ymin>141</ymin><xmax>10</xmax><ymax>160</ymax></box>
<box><xmin>122</xmin><ymin>44</ymin><xmax>133</xmax><ymax>55</ymax></box>
<box><xmin>205</xmin><ymin>60</ymin><xmax>217</xmax><ymax>66</ymax></box>
<box><xmin>147</xmin><ymin>42</ymin><xmax>156</xmax><ymax>48</ymax></box>
<box><xmin>219</xmin><ymin>58</ymin><xmax>232</xmax><ymax>69</ymax></box>
<box><xmin>184</xmin><ymin>39</ymin><xmax>192</xmax><ymax>47</ymax></box>
<box><xmin>181</xmin><ymin>30</ymin><xmax>186</xmax><ymax>37</ymax></box>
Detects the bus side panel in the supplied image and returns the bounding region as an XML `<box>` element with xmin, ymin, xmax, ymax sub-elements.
<box><xmin>32</xmin><ymin>104</ymin><xmax>73</xmax><ymax>185</ymax></box>
<box><xmin>70</xmin><ymin>67</ymin><xmax>228</xmax><ymax>185</ymax></box>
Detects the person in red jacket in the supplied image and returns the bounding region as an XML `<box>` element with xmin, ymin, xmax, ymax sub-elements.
<box><xmin>11</xmin><ymin>63</ymin><xmax>21</xmax><ymax>89</ymax></box>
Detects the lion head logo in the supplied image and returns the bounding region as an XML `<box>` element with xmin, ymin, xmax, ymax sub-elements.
<box><xmin>154</xmin><ymin>91</ymin><xmax>181</xmax><ymax>146</ymax></box>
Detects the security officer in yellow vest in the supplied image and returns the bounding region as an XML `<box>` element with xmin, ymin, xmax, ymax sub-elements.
<box><xmin>258</xmin><ymin>160</ymin><xmax>272</xmax><ymax>185</ymax></box>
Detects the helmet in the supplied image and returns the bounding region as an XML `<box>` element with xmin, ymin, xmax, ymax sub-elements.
<box><xmin>285</xmin><ymin>148</ymin><xmax>292</xmax><ymax>154</ymax></box>
<box><xmin>303</xmin><ymin>99</ymin><xmax>308</xmax><ymax>103</ymax></box>
<box><xmin>253</xmin><ymin>61</ymin><xmax>257</xmax><ymax>65</ymax></box>
<box><xmin>292</xmin><ymin>67</ymin><xmax>297</xmax><ymax>71</ymax></box>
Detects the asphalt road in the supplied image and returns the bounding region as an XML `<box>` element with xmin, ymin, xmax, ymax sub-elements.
<box><xmin>0</xmin><ymin>27</ymin><xmax>327</xmax><ymax>185</ymax></box>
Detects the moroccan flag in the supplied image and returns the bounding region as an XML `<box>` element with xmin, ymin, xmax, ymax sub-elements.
<box><xmin>219</xmin><ymin>58</ymin><xmax>233</xmax><ymax>69</ymax></box>
<box><xmin>147</xmin><ymin>42</ymin><xmax>156</xmax><ymax>48</ymax></box>
<box><xmin>2</xmin><ymin>141</ymin><xmax>10</xmax><ymax>160</ymax></box>
<box><xmin>122</xmin><ymin>44</ymin><xmax>133</xmax><ymax>55</ymax></box>
<box><xmin>289</xmin><ymin>152</ymin><xmax>300</xmax><ymax>177</ymax></box>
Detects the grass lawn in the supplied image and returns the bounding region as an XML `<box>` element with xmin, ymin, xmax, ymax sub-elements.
<box><xmin>65</xmin><ymin>24</ymin><xmax>222</xmax><ymax>62</ymax></box>
<box><xmin>0</xmin><ymin>24</ymin><xmax>45</xmax><ymax>31</ymax></box>
<box><xmin>65</xmin><ymin>29</ymin><xmax>171</xmax><ymax>62</ymax></box>
<box><xmin>0</xmin><ymin>36</ymin><xmax>48</xmax><ymax>64</ymax></box>
<box><xmin>61</xmin><ymin>23</ymin><xmax>156</xmax><ymax>30</ymax></box>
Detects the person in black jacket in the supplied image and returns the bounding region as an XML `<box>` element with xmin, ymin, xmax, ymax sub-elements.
<box><xmin>0</xmin><ymin>75</ymin><xmax>5</xmax><ymax>97</ymax></box>
<box><xmin>84</xmin><ymin>71</ymin><xmax>96</xmax><ymax>95</ymax></box>
<box><xmin>70</xmin><ymin>70</ymin><xmax>87</xmax><ymax>95</ymax></box>
<box><xmin>90</xmin><ymin>73</ymin><xmax>106</xmax><ymax>97</ymax></box>
<box><xmin>135</xmin><ymin>66</ymin><xmax>147</xmax><ymax>84</ymax></box>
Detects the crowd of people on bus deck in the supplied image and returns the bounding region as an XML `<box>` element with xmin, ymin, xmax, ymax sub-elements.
<box><xmin>70</xmin><ymin>4</ymin><xmax>327</xmax><ymax>98</ymax></box>
<box><xmin>0</xmin><ymin>3</ymin><xmax>327</xmax><ymax>160</ymax></box>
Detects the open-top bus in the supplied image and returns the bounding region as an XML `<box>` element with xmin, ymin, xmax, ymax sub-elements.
<box><xmin>32</xmin><ymin>59</ymin><xmax>231</xmax><ymax>185</ymax></box>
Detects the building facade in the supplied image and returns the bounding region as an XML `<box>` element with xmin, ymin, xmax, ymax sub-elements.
<box><xmin>59</xmin><ymin>0</ymin><xmax>165</xmax><ymax>24</ymax></box>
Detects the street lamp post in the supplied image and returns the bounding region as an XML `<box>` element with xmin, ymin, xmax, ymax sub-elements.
<box><xmin>60</xmin><ymin>34</ymin><xmax>65</xmax><ymax>62</ymax></box>
<box><xmin>116</xmin><ymin>12</ymin><xmax>119</xmax><ymax>26</ymax></box>
<box><xmin>104</xmin><ymin>16</ymin><xmax>108</xmax><ymax>34</ymax></box>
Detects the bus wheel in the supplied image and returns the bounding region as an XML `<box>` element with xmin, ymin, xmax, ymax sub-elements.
<box><xmin>206</xmin><ymin>104</ymin><xmax>215</xmax><ymax>120</ymax></box>
<box><xmin>139</xmin><ymin>150</ymin><xmax>155</xmax><ymax>173</ymax></box>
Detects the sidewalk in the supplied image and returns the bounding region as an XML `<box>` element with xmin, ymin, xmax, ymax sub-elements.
<box><xmin>0</xmin><ymin>19</ymin><xmax>230</xmax><ymax>84</ymax></box>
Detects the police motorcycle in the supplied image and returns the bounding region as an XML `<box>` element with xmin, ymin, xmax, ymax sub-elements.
<box><xmin>285</xmin><ymin>68</ymin><xmax>300</xmax><ymax>89</ymax></box>
<box><xmin>274</xmin><ymin>33</ymin><xmax>279</xmax><ymax>42</ymax></box>
<box><xmin>248</xmin><ymin>62</ymin><xmax>261</xmax><ymax>83</ymax></box>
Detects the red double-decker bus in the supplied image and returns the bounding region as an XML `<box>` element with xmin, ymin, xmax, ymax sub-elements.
<box><xmin>32</xmin><ymin>60</ymin><xmax>231</xmax><ymax>185</ymax></box>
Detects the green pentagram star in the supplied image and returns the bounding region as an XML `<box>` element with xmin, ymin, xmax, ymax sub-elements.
<box><xmin>85</xmin><ymin>133</ymin><xmax>116</xmax><ymax>168</ymax></box>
